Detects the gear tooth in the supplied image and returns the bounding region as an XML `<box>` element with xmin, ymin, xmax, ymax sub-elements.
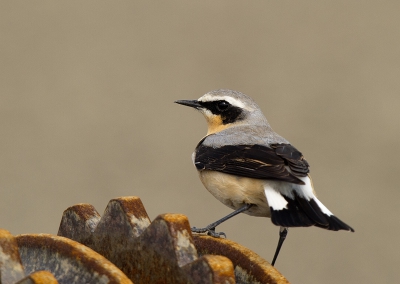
<box><xmin>182</xmin><ymin>255</ymin><xmax>234</xmax><ymax>283</ymax></box>
<box><xmin>139</xmin><ymin>213</ymin><xmax>198</xmax><ymax>267</ymax></box>
<box><xmin>94</xmin><ymin>196</ymin><xmax>151</xmax><ymax>240</ymax></box>
<box><xmin>57</xmin><ymin>203</ymin><xmax>101</xmax><ymax>245</ymax></box>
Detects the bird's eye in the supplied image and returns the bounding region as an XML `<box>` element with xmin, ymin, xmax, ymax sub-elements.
<box><xmin>216</xmin><ymin>101</ymin><xmax>230</xmax><ymax>111</ymax></box>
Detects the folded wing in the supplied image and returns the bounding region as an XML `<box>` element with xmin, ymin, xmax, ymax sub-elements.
<box><xmin>195</xmin><ymin>143</ymin><xmax>309</xmax><ymax>184</ymax></box>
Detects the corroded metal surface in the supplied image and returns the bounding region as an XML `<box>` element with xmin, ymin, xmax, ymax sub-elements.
<box><xmin>58</xmin><ymin>197</ymin><xmax>235</xmax><ymax>284</ymax></box>
<box><xmin>193</xmin><ymin>235</ymin><xmax>289</xmax><ymax>284</ymax></box>
<box><xmin>0</xmin><ymin>229</ymin><xmax>61</xmax><ymax>284</ymax></box>
<box><xmin>57</xmin><ymin>203</ymin><xmax>101</xmax><ymax>247</ymax></box>
<box><xmin>16</xmin><ymin>234</ymin><xmax>132</xmax><ymax>284</ymax></box>
<box><xmin>0</xmin><ymin>229</ymin><xmax>25</xmax><ymax>284</ymax></box>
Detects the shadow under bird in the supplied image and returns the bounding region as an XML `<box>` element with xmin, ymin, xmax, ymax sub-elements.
<box><xmin>175</xmin><ymin>89</ymin><xmax>354</xmax><ymax>266</ymax></box>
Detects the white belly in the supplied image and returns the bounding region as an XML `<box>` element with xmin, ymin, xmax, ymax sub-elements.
<box><xmin>198</xmin><ymin>170</ymin><xmax>271</xmax><ymax>217</ymax></box>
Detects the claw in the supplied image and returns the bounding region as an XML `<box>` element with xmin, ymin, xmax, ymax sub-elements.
<box><xmin>191</xmin><ymin>226</ymin><xmax>207</xmax><ymax>233</ymax></box>
<box><xmin>207</xmin><ymin>230</ymin><xmax>226</xmax><ymax>238</ymax></box>
<box><xmin>190</xmin><ymin>204</ymin><xmax>252</xmax><ymax>239</ymax></box>
<box><xmin>191</xmin><ymin>226</ymin><xmax>226</xmax><ymax>238</ymax></box>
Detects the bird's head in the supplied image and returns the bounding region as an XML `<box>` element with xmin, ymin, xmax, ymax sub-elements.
<box><xmin>175</xmin><ymin>89</ymin><xmax>266</xmax><ymax>135</ymax></box>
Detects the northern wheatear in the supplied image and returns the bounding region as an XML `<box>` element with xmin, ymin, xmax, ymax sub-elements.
<box><xmin>175</xmin><ymin>89</ymin><xmax>354</xmax><ymax>266</ymax></box>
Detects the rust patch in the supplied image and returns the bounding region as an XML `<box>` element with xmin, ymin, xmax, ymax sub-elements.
<box><xmin>0</xmin><ymin>229</ymin><xmax>23</xmax><ymax>265</ymax></box>
<box><xmin>112</xmin><ymin>197</ymin><xmax>150</xmax><ymax>221</ymax></box>
<box><xmin>18</xmin><ymin>270</ymin><xmax>59</xmax><ymax>284</ymax></box>
<box><xmin>67</xmin><ymin>203</ymin><xmax>100</xmax><ymax>220</ymax></box>
<box><xmin>160</xmin><ymin>213</ymin><xmax>193</xmax><ymax>240</ymax></box>
<box><xmin>0</xmin><ymin>229</ymin><xmax>25</xmax><ymax>283</ymax></box>
<box><xmin>182</xmin><ymin>254</ymin><xmax>235</xmax><ymax>284</ymax></box>
<box><xmin>203</xmin><ymin>255</ymin><xmax>234</xmax><ymax>280</ymax></box>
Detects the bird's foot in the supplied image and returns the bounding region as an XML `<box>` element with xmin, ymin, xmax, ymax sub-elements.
<box><xmin>191</xmin><ymin>226</ymin><xmax>226</xmax><ymax>238</ymax></box>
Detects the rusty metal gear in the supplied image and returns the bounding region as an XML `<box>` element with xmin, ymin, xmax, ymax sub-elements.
<box><xmin>58</xmin><ymin>196</ymin><xmax>289</xmax><ymax>284</ymax></box>
<box><xmin>1</xmin><ymin>196</ymin><xmax>289</xmax><ymax>283</ymax></box>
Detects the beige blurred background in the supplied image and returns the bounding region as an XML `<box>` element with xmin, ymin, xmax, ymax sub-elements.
<box><xmin>1</xmin><ymin>1</ymin><xmax>399</xmax><ymax>283</ymax></box>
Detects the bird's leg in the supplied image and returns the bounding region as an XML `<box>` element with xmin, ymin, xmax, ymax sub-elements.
<box><xmin>191</xmin><ymin>203</ymin><xmax>253</xmax><ymax>238</ymax></box>
<box><xmin>271</xmin><ymin>226</ymin><xmax>288</xmax><ymax>266</ymax></box>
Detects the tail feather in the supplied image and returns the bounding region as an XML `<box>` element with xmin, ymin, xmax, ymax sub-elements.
<box><xmin>270</xmin><ymin>194</ymin><xmax>315</xmax><ymax>227</ymax></box>
<box><xmin>266</xmin><ymin>186</ymin><xmax>354</xmax><ymax>232</ymax></box>
<box><xmin>314</xmin><ymin>215</ymin><xmax>355</xmax><ymax>232</ymax></box>
<box><xmin>293</xmin><ymin>193</ymin><xmax>329</xmax><ymax>226</ymax></box>
<box><xmin>270</xmin><ymin>205</ymin><xmax>315</xmax><ymax>227</ymax></box>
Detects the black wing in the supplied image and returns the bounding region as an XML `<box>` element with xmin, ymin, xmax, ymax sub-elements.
<box><xmin>270</xmin><ymin>143</ymin><xmax>310</xmax><ymax>176</ymax></box>
<box><xmin>194</xmin><ymin>142</ymin><xmax>309</xmax><ymax>185</ymax></box>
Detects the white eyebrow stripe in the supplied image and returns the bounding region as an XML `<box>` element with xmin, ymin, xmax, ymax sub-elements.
<box><xmin>198</xmin><ymin>94</ymin><xmax>250</xmax><ymax>110</ymax></box>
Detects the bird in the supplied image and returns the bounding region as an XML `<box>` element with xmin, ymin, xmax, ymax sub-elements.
<box><xmin>175</xmin><ymin>89</ymin><xmax>354</xmax><ymax>266</ymax></box>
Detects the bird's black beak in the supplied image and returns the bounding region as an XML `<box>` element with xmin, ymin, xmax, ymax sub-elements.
<box><xmin>174</xmin><ymin>100</ymin><xmax>202</xmax><ymax>109</ymax></box>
